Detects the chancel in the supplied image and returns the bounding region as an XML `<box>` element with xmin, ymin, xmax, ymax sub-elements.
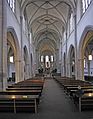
<box><xmin>0</xmin><ymin>0</ymin><xmax>93</xmax><ymax>118</ymax></box>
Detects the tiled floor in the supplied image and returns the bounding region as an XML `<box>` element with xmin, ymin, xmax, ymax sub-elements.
<box><xmin>0</xmin><ymin>78</ymin><xmax>93</xmax><ymax>119</ymax></box>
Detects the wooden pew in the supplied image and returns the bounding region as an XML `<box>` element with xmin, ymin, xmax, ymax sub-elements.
<box><xmin>0</xmin><ymin>95</ymin><xmax>39</xmax><ymax>113</ymax></box>
<box><xmin>8</xmin><ymin>79</ymin><xmax>44</xmax><ymax>89</ymax></box>
<box><xmin>1</xmin><ymin>78</ymin><xmax>45</xmax><ymax>113</ymax></box>
<box><xmin>54</xmin><ymin>76</ymin><xmax>91</xmax><ymax>93</ymax></box>
<box><xmin>8</xmin><ymin>78</ymin><xmax>45</xmax><ymax>89</ymax></box>
<box><xmin>17</xmin><ymin>78</ymin><xmax>44</xmax><ymax>85</ymax></box>
<box><xmin>73</xmin><ymin>92</ymin><xmax>93</xmax><ymax>112</ymax></box>
<box><xmin>66</xmin><ymin>85</ymin><xmax>93</xmax><ymax>96</ymax></box>
<box><xmin>0</xmin><ymin>90</ymin><xmax>42</xmax><ymax>96</ymax></box>
<box><xmin>8</xmin><ymin>83</ymin><xmax>43</xmax><ymax>88</ymax></box>
<box><xmin>54</xmin><ymin>76</ymin><xmax>93</xmax><ymax>112</ymax></box>
<box><xmin>6</xmin><ymin>87</ymin><xmax>42</xmax><ymax>91</ymax></box>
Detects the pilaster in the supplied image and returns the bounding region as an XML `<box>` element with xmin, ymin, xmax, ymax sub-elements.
<box><xmin>20</xmin><ymin>15</ymin><xmax>24</xmax><ymax>81</ymax></box>
<box><xmin>0</xmin><ymin>0</ymin><xmax>7</xmax><ymax>90</ymax></box>
<box><xmin>74</xmin><ymin>9</ymin><xmax>78</xmax><ymax>80</ymax></box>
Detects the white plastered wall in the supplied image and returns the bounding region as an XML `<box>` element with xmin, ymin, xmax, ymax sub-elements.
<box><xmin>61</xmin><ymin>1</ymin><xmax>93</xmax><ymax>79</ymax></box>
<box><xmin>6</xmin><ymin>1</ymin><xmax>32</xmax><ymax>82</ymax></box>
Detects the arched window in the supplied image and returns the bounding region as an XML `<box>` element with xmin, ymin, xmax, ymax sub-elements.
<box><xmin>41</xmin><ymin>55</ymin><xmax>44</xmax><ymax>62</ymax></box>
<box><xmin>63</xmin><ymin>30</ymin><xmax>66</xmax><ymax>42</ymax></box>
<box><xmin>8</xmin><ymin>0</ymin><xmax>10</xmax><ymax>3</ymax></box>
<box><xmin>7</xmin><ymin>0</ymin><xmax>15</xmax><ymax>13</ymax></box>
<box><xmin>10</xmin><ymin>56</ymin><xmax>14</xmax><ymax>63</ymax></box>
<box><xmin>84</xmin><ymin>58</ymin><xmax>86</xmax><ymax>68</ymax></box>
<box><xmin>82</xmin><ymin>0</ymin><xmax>86</xmax><ymax>13</ymax></box>
<box><xmin>69</xmin><ymin>12</ymin><xmax>74</xmax><ymax>33</ymax></box>
<box><xmin>51</xmin><ymin>55</ymin><xmax>54</xmax><ymax>62</ymax></box>
<box><xmin>45</xmin><ymin>56</ymin><xmax>50</xmax><ymax>68</ymax></box>
<box><xmin>82</xmin><ymin>0</ymin><xmax>92</xmax><ymax>13</ymax></box>
<box><xmin>45</xmin><ymin>55</ymin><xmax>49</xmax><ymax>62</ymax></box>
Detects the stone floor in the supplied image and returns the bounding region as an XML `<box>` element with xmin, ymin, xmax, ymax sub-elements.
<box><xmin>0</xmin><ymin>78</ymin><xmax>93</xmax><ymax>119</ymax></box>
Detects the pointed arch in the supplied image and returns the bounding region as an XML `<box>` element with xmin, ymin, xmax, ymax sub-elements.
<box><xmin>68</xmin><ymin>44</ymin><xmax>75</xmax><ymax>78</ymax></box>
<box><xmin>78</xmin><ymin>26</ymin><xmax>93</xmax><ymax>80</ymax></box>
<box><xmin>7</xmin><ymin>27</ymin><xmax>21</xmax><ymax>83</ymax></box>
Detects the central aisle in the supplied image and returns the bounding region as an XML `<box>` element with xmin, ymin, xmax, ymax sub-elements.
<box><xmin>0</xmin><ymin>78</ymin><xmax>93</xmax><ymax>119</ymax></box>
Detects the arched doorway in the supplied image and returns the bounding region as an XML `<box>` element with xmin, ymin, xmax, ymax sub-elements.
<box><xmin>79</xmin><ymin>26</ymin><xmax>93</xmax><ymax>81</ymax></box>
<box><xmin>7</xmin><ymin>28</ymin><xmax>21</xmax><ymax>83</ymax></box>
<box><xmin>84</xmin><ymin>43</ymin><xmax>93</xmax><ymax>76</ymax></box>
<box><xmin>69</xmin><ymin>45</ymin><xmax>75</xmax><ymax>78</ymax></box>
<box><xmin>7</xmin><ymin>42</ymin><xmax>15</xmax><ymax>83</ymax></box>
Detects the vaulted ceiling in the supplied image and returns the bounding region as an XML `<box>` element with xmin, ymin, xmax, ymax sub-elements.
<box><xmin>19</xmin><ymin>0</ymin><xmax>76</xmax><ymax>55</ymax></box>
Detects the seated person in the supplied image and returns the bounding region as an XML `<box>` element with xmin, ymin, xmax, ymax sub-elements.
<box><xmin>76</xmin><ymin>85</ymin><xmax>84</xmax><ymax>97</ymax></box>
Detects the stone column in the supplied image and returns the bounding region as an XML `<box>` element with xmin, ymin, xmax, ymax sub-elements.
<box><xmin>0</xmin><ymin>0</ymin><xmax>7</xmax><ymax>90</ymax></box>
<box><xmin>28</xmin><ymin>33</ymin><xmax>31</xmax><ymax>78</ymax></box>
<box><xmin>15</xmin><ymin>59</ymin><xmax>21</xmax><ymax>83</ymax></box>
<box><xmin>60</xmin><ymin>41</ymin><xmax>62</xmax><ymax>76</ymax></box>
<box><xmin>65</xmin><ymin>31</ymin><xmax>67</xmax><ymax>76</ymax></box>
<box><xmin>87</xmin><ymin>60</ymin><xmax>90</xmax><ymax>76</ymax></box>
<box><xmin>20</xmin><ymin>15</ymin><xmax>24</xmax><ymax>81</ymax></box>
<box><xmin>53</xmin><ymin>53</ymin><xmax>55</xmax><ymax>69</ymax></box>
<box><xmin>35</xmin><ymin>49</ymin><xmax>39</xmax><ymax>74</ymax></box>
<box><xmin>32</xmin><ymin>45</ymin><xmax>36</xmax><ymax>76</ymax></box>
<box><xmin>24</xmin><ymin>63</ymin><xmax>29</xmax><ymax>79</ymax></box>
<box><xmin>78</xmin><ymin>58</ymin><xmax>84</xmax><ymax>80</ymax></box>
<box><xmin>56</xmin><ymin>49</ymin><xmax>59</xmax><ymax>73</ymax></box>
<box><xmin>74</xmin><ymin>9</ymin><xmax>78</xmax><ymax>80</ymax></box>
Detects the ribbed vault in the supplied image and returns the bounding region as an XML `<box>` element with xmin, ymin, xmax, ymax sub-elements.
<box><xmin>19</xmin><ymin>0</ymin><xmax>76</xmax><ymax>58</ymax></box>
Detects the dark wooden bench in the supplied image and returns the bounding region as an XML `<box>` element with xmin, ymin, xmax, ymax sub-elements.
<box><xmin>0</xmin><ymin>78</ymin><xmax>45</xmax><ymax>113</ymax></box>
<box><xmin>73</xmin><ymin>92</ymin><xmax>93</xmax><ymax>112</ymax></box>
<box><xmin>6</xmin><ymin>87</ymin><xmax>42</xmax><ymax>91</ymax></box>
<box><xmin>0</xmin><ymin>90</ymin><xmax>42</xmax><ymax>96</ymax></box>
<box><xmin>8</xmin><ymin>78</ymin><xmax>44</xmax><ymax>89</ymax></box>
<box><xmin>8</xmin><ymin>84</ymin><xmax>43</xmax><ymax>88</ymax></box>
<box><xmin>66</xmin><ymin>86</ymin><xmax>93</xmax><ymax>96</ymax></box>
<box><xmin>0</xmin><ymin>95</ymin><xmax>39</xmax><ymax>113</ymax></box>
<box><xmin>53</xmin><ymin>76</ymin><xmax>93</xmax><ymax>112</ymax></box>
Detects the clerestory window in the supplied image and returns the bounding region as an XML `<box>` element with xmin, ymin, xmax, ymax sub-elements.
<box><xmin>7</xmin><ymin>0</ymin><xmax>15</xmax><ymax>13</ymax></box>
<box><xmin>69</xmin><ymin>12</ymin><xmax>74</xmax><ymax>33</ymax></box>
<box><xmin>82</xmin><ymin>0</ymin><xmax>92</xmax><ymax>13</ymax></box>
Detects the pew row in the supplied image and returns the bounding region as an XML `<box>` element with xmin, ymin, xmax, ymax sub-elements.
<box><xmin>0</xmin><ymin>90</ymin><xmax>42</xmax><ymax>96</ymax></box>
<box><xmin>73</xmin><ymin>92</ymin><xmax>93</xmax><ymax>112</ymax></box>
<box><xmin>8</xmin><ymin>78</ymin><xmax>44</xmax><ymax>89</ymax></box>
<box><xmin>53</xmin><ymin>76</ymin><xmax>93</xmax><ymax>111</ymax></box>
<box><xmin>0</xmin><ymin>77</ymin><xmax>45</xmax><ymax>113</ymax></box>
<box><xmin>0</xmin><ymin>95</ymin><xmax>39</xmax><ymax>113</ymax></box>
<box><xmin>6</xmin><ymin>87</ymin><xmax>42</xmax><ymax>91</ymax></box>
